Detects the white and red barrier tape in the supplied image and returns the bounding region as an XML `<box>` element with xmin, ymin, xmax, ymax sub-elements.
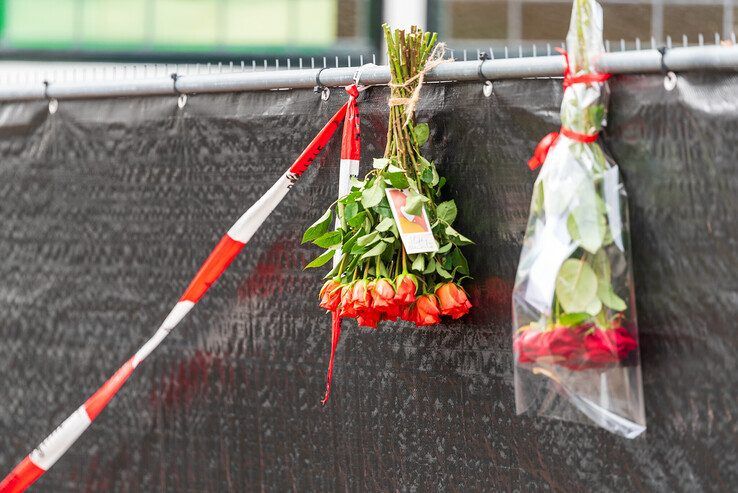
<box><xmin>0</xmin><ymin>87</ymin><xmax>361</xmax><ymax>493</ymax></box>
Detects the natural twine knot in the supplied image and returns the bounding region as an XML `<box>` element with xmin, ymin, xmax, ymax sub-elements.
<box><xmin>388</xmin><ymin>43</ymin><xmax>452</xmax><ymax>125</ymax></box>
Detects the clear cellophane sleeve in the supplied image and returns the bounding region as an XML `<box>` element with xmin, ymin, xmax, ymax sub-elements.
<box><xmin>511</xmin><ymin>0</ymin><xmax>646</xmax><ymax>438</ymax></box>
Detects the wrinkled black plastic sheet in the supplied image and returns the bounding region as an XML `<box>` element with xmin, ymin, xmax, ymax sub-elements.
<box><xmin>0</xmin><ymin>74</ymin><xmax>736</xmax><ymax>491</ymax></box>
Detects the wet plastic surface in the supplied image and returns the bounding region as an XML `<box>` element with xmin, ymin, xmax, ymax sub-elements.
<box><xmin>0</xmin><ymin>74</ymin><xmax>736</xmax><ymax>491</ymax></box>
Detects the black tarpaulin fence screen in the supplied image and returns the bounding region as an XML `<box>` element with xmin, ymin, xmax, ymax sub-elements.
<box><xmin>0</xmin><ymin>76</ymin><xmax>736</xmax><ymax>491</ymax></box>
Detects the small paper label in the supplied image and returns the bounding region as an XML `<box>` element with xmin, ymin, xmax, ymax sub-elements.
<box><xmin>385</xmin><ymin>188</ymin><xmax>438</xmax><ymax>254</ymax></box>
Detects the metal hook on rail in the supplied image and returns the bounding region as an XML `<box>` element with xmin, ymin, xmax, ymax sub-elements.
<box><xmin>314</xmin><ymin>67</ymin><xmax>330</xmax><ymax>101</ymax></box>
<box><xmin>43</xmin><ymin>80</ymin><xmax>58</xmax><ymax>115</ymax></box>
<box><xmin>657</xmin><ymin>47</ymin><xmax>677</xmax><ymax>91</ymax></box>
<box><xmin>478</xmin><ymin>52</ymin><xmax>493</xmax><ymax>97</ymax></box>
<box><xmin>171</xmin><ymin>73</ymin><xmax>187</xmax><ymax>108</ymax></box>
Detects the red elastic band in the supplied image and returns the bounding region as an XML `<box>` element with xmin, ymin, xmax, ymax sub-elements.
<box><xmin>556</xmin><ymin>47</ymin><xmax>612</xmax><ymax>88</ymax></box>
<box><xmin>560</xmin><ymin>126</ymin><xmax>599</xmax><ymax>143</ymax></box>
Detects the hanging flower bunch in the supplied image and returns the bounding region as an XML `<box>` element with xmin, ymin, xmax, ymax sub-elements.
<box><xmin>303</xmin><ymin>25</ymin><xmax>473</xmax><ymax>329</ymax></box>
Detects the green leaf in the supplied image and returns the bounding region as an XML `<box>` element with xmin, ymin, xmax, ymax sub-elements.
<box><xmin>570</xmin><ymin>184</ymin><xmax>606</xmax><ymax>253</ymax></box>
<box><xmin>411</xmin><ymin>254</ymin><xmax>425</xmax><ymax>272</ymax></box>
<box><xmin>555</xmin><ymin>259</ymin><xmax>599</xmax><ymax>313</ymax></box>
<box><xmin>356</xmin><ymin>231</ymin><xmax>380</xmax><ymax>247</ymax></box>
<box><xmin>437</xmin><ymin>242</ymin><xmax>453</xmax><ymax>254</ymax></box>
<box><xmin>436</xmin><ymin>200</ymin><xmax>457</xmax><ymax>224</ymax></box>
<box><xmin>376</xmin><ymin>199</ymin><xmax>393</xmax><ymax>219</ymax></box>
<box><xmin>347</xmin><ymin>211</ymin><xmax>367</xmax><ymax>229</ymax></box>
<box><xmin>591</xmin><ymin>249</ymin><xmax>611</xmax><ymax>283</ymax></box>
<box><xmin>301</xmin><ymin>209</ymin><xmax>332</xmax><ymax>243</ymax></box>
<box><xmin>341</xmin><ymin>229</ymin><xmax>362</xmax><ymax>254</ymax></box>
<box><xmin>376</xmin><ymin>217</ymin><xmax>395</xmax><ymax>232</ymax></box>
<box><xmin>404</xmin><ymin>193</ymin><xmax>429</xmax><ymax>216</ymax></box>
<box><xmin>445</xmin><ymin>225</ymin><xmax>474</xmax><ymax>246</ymax></box>
<box><xmin>532</xmin><ymin>181</ymin><xmax>544</xmax><ymax>215</ymax></box>
<box><xmin>435</xmin><ymin>263</ymin><xmax>453</xmax><ymax>279</ymax></box>
<box><xmin>423</xmin><ymin>257</ymin><xmax>436</xmax><ymax>274</ymax></box>
<box><xmin>413</xmin><ymin>122</ymin><xmax>430</xmax><ymax>146</ymax></box>
<box><xmin>340</xmin><ymin>189</ymin><xmax>362</xmax><ymax>204</ymax></box>
<box><xmin>361</xmin><ymin>178</ymin><xmax>386</xmax><ymax>209</ymax></box>
<box><xmin>373</xmin><ymin>158</ymin><xmax>389</xmax><ymax>170</ymax></box>
<box><xmin>313</xmin><ymin>230</ymin><xmax>342</xmax><ymax>248</ymax></box>
<box><xmin>449</xmin><ymin>247</ymin><xmax>470</xmax><ymax>276</ymax></box>
<box><xmin>585</xmin><ymin>298</ymin><xmax>603</xmax><ymax>316</ymax></box>
<box><xmin>385</xmin><ymin>172</ymin><xmax>410</xmax><ymax>189</ymax></box>
<box><xmin>558</xmin><ymin>312</ymin><xmax>590</xmax><ymax>326</ymax></box>
<box><xmin>360</xmin><ymin>241</ymin><xmax>387</xmax><ymax>260</ymax></box>
<box><xmin>344</xmin><ymin>201</ymin><xmax>359</xmax><ymax>221</ymax></box>
<box><xmin>304</xmin><ymin>249</ymin><xmax>335</xmax><ymax>268</ymax></box>
<box><xmin>597</xmin><ymin>283</ymin><xmax>627</xmax><ymax>311</ymax></box>
<box><xmin>420</xmin><ymin>166</ymin><xmax>434</xmax><ymax>184</ymax></box>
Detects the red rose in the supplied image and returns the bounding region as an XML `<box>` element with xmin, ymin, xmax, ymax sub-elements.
<box><xmin>514</xmin><ymin>328</ymin><xmax>541</xmax><ymax>363</ymax></box>
<box><xmin>582</xmin><ymin>326</ymin><xmax>638</xmax><ymax>367</ymax></box>
<box><xmin>370</xmin><ymin>278</ymin><xmax>396</xmax><ymax>311</ymax></box>
<box><xmin>319</xmin><ymin>279</ymin><xmax>342</xmax><ymax>311</ymax></box>
<box><xmin>339</xmin><ymin>281</ymin><xmax>368</xmax><ymax>318</ymax></box>
<box><xmin>545</xmin><ymin>326</ymin><xmax>583</xmax><ymax>361</ymax></box>
<box><xmin>407</xmin><ymin>294</ymin><xmax>441</xmax><ymax>326</ymax></box>
<box><xmin>610</xmin><ymin>326</ymin><xmax>638</xmax><ymax>359</ymax></box>
<box><xmin>394</xmin><ymin>274</ymin><xmax>418</xmax><ymax>305</ymax></box>
<box><xmin>583</xmin><ymin>329</ymin><xmax>620</xmax><ymax>367</ymax></box>
<box><xmin>435</xmin><ymin>282</ymin><xmax>472</xmax><ymax>319</ymax></box>
<box><xmin>357</xmin><ymin>309</ymin><xmax>381</xmax><ymax>328</ymax></box>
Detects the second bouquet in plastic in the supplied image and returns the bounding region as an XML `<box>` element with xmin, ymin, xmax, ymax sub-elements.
<box><xmin>512</xmin><ymin>0</ymin><xmax>646</xmax><ymax>437</ymax></box>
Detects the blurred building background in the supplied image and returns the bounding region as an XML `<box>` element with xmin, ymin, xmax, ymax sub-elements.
<box><xmin>0</xmin><ymin>0</ymin><xmax>734</xmax><ymax>66</ymax></box>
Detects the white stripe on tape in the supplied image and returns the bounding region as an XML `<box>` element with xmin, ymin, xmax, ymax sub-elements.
<box><xmin>338</xmin><ymin>159</ymin><xmax>359</xmax><ymax>198</ymax></box>
<box><xmin>159</xmin><ymin>300</ymin><xmax>195</xmax><ymax>331</ymax></box>
<box><xmin>29</xmin><ymin>406</ymin><xmax>91</xmax><ymax>471</ymax></box>
<box><xmin>227</xmin><ymin>172</ymin><xmax>294</xmax><ymax>243</ymax></box>
<box><xmin>132</xmin><ymin>301</ymin><xmax>194</xmax><ymax>367</ymax></box>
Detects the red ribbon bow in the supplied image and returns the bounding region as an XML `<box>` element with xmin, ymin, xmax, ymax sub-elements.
<box><xmin>527</xmin><ymin>127</ymin><xmax>600</xmax><ymax>170</ymax></box>
<box><xmin>527</xmin><ymin>49</ymin><xmax>611</xmax><ymax>170</ymax></box>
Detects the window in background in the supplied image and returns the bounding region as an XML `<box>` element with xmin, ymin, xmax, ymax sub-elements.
<box><xmin>521</xmin><ymin>2</ymin><xmax>570</xmax><ymax>41</ymax></box>
<box><xmin>0</xmin><ymin>0</ymin><xmax>373</xmax><ymax>58</ymax></box>
<box><xmin>663</xmin><ymin>5</ymin><xmax>723</xmax><ymax>41</ymax></box>
<box><xmin>433</xmin><ymin>0</ymin><xmax>736</xmax><ymax>54</ymax></box>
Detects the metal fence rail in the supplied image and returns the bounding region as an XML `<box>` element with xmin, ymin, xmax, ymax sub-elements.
<box><xmin>0</xmin><ymin>44</ymin><xmax>737</xmax><ymax>102</ymax></box>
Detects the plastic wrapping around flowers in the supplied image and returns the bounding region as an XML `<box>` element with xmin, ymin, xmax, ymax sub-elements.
<box><xmin>512</xmin><ymin>0</ymin><xmax>646</xmax><ymax>437</ymax></box>
<box><xmin>303</xmin><ymin>26</ymin><xmax>473</xmax><ymax>404</ymax></box>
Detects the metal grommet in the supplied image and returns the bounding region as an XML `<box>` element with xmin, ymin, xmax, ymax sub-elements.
<box><xmin>483</xmin><ymin>80</ymin><xmax>493</xmax><ymax>97</ymax></box>
<box><xmin>320</xmin><ymin>87</ymin><xmax>330</xmax><ymax>101</ymax></box>
<box><xmin>177</xmin><ymin>94</ymin><xmax>188</xmax><ymax>108</ymax></box>
<box><xmin>663</xmin><ymin>71</ymin><xmax>677</xmax><ymax>91</ymax></box>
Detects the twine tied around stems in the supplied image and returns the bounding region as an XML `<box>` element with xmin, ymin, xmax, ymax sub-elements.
<box><xmin>388</xmin><ymin>43</ymin><xmax>451</xmax><ymax>125</ymax></box>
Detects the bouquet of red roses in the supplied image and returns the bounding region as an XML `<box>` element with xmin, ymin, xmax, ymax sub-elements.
<box><xmin>303</xmin><ymin>25</ymin><xmax>472</xmax><ymax>402</ymax></box>
<box><xmin>512</xmin><ymin>0</ymin><xmax>646</xmax><ymax>437</ymax></box>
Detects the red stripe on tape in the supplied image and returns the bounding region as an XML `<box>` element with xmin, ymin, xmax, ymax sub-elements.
<box><xmin>288</xmin><ymin>102</ymin><xmax>348</xmax><ymax>175</ymax></box>
<box><xmin>180</xmin><ymin>234</ymin><xmax>245</xmax><ymax>303</ymax></box>
<box><xmin>0</xmin><ymin>456</ymin><xmax>45</xmax><ymax>493</ymax></box>
<box><xmin>84</xmin><ymin>357</ymin><xmax>136</xmax><ymax>421</ymax></box>
<box><xmin>340</xmin><ymin>92</ymin><xmax>360</xmax><ymax>162</ymax></box>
